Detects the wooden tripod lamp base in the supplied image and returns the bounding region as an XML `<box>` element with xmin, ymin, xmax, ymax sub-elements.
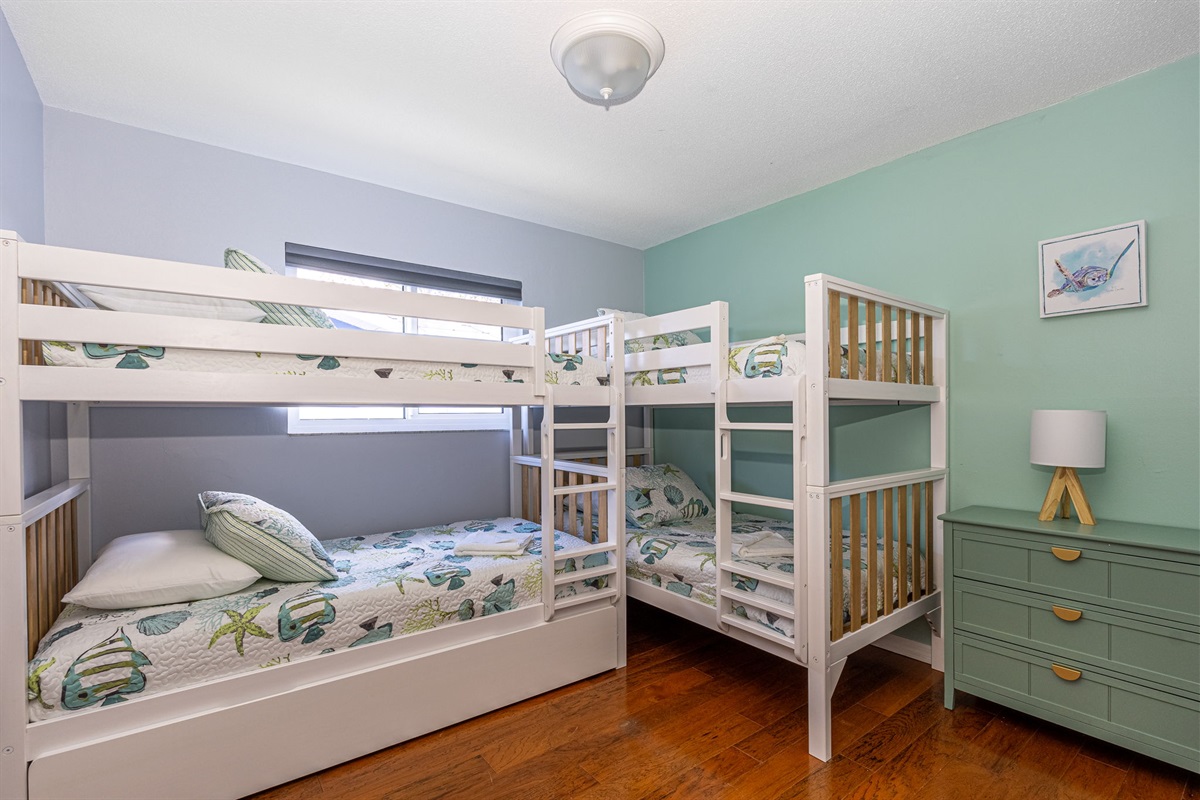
<box><xmin>1037</xmin><ymin>466</ymin><xmax>1096</xmax><ymax>525</ymax></box>
<box><xmin>1030</xmin><ymin>410</ymin><xmax>1106</xmax><ymax>527</ymax></box>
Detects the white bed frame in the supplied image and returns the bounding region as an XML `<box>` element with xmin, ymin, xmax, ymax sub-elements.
<box><xmin>536</xmin><ymin>277</ymin><xmax>949</xmax><ymax>761</ymax></box>
<box><xmin>0</xmin><ymin>232</ymin><xmax>625</xmax><ymax>800</ymax></box>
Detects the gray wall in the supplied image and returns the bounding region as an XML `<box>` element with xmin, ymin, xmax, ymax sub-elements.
<box><xmin>42</xmin><ymin>109</ymin><xmax>644</xmax><ymax>547</ymax></box>
<box><xmin>1</xmin><ymin>9</ymin><xmax>65</xmax><ymax>498</ymax></box>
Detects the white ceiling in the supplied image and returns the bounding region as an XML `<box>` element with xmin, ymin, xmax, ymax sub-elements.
<box><xmin>4</xmin><ymin>1</ymin><xmax>1197</xmax><ymax>249</ymax></box>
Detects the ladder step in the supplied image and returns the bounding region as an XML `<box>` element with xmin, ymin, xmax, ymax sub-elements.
<box><xmin>554</xmin><ymin>587</ymin><xmax>619</xmax><ymax>610</ymax></box>
<box><xmin>719</xmin><ymin>491</ymin><xmax>795</xmax><ymax>510</ymax></box>
<box><xmin>554</xmin><ymin>563</ymin><xmax>618</xmax><ymax>586</ymax></box>
<box><xmin>553</xmin><ymin>482</ymin><xmax>616</xmax><ymax>497</ymax></box>
<box><xmin>718</xmin><ymin>422</ymin><xmax>794</xmax><ymax>432</ymax></box>
<box><xmin>720</xmin><ymin>612</ymin><xmax>794</xmax><ymax>647</ymax></box>
<box><xmin>719</xmin><ymin>561</ymin><xmax>795</xmax><ymax>590</ymax></box>
<box><xmin>551</xmin><ymin>422</ymin><xmax>617</xmax><ymax>431</ymax></box>
<box><xmin>719</xmin><ymin>588</ymin><xmax>795</xmax><ymax>619</ymax></box>
<box><xmin>559</xmin><ymin>542</ymin><xmax>618</xmax><ymax>560</ymax></box>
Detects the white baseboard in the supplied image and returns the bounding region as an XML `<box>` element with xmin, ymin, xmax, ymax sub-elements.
<box><xmin>870</xmin><ymin>632</ymin><xmax>932</xmax><ymax>664</ymax></box>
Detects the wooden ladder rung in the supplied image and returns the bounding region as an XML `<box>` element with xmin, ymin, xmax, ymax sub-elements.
<box><xmin>719</xmin><ymin>561</ymin><xmax>795</xmax><ymax>590</ymax></box>
<box><xmin>719</xmin><ymin>588</ymin><xmax>795</xmax><ymax>619</ymax></box>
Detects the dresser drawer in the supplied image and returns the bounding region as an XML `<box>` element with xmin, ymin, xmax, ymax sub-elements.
<box><xmin>954</xmin><ymin>581</ymin><xmax>1200</xmax><ymax>697</ymax></box>
<box><xmin>953</xmin><ymin>525</ymin><xmax>1200</xmax><ymax>627</ymax></box>
<box><xmin>954</xmin><ymin>635</ymin><xmax>1200</xmax><ymax>767</ymax></box>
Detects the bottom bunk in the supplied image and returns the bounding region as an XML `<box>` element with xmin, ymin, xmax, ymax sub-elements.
<box><xmin>28</xmin><ymin>517</ymin><xmax>604</xmax><ymax>723</ymax></box>
<box><xmin>13</xmin><ymin>475</ymin><xmax>623</xmax><ymax>800</ymax></box>
<box><xmin>624</xmin><ymin>512</ymin><xmax>925</xmax><ymax>643</ymax></box>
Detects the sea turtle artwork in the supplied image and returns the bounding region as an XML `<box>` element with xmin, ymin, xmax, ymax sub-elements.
<box><xmin>1047</xmin><ymin>239</ymin><xmax>1135</xmax><ymax>299</ymax></box>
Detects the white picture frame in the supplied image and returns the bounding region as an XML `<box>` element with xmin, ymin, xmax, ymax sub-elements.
<box><xmin>1039</xmin><ymin>221</ymin><xmax>1147</xmax><ymax>318</ymax></box>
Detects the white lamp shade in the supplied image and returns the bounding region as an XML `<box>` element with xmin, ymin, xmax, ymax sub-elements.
<box><xmin>1030</xmin><ymin>410</ymin><xmax>1107</xmax><ymax>468</ymax></box>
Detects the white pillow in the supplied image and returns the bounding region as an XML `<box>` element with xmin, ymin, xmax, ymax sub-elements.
<box><xmin>597</xmin><ymin>308</ymin><xmax>647</xmax><ymax>320</ymax></box>
<box><xmin>78</xmin><ymin>285</ymin><xmax>265</xmax><ymax>323</ymax></box>
<box><xmin>63</xmin><ymin>529</ymin><xmax>262</xmax><ymax>610</ymax></box>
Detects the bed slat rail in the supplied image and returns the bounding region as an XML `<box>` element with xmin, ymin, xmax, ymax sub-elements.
<box><xmin>813</xmin><ymin>275</ymin><xmax>945</xmax><ymax>387</ymax></box>
<box><xmin>19</xmin><ymin>279</ymin><xmax>70</xmax><ymax>366</ymax></box>
<box><xmin>827</xmin><ymin>477</ymin><xmax>939</xmax><ymax>643</ymax></box>
<box><xmin>24</xmin><ymin>497</ymin><xmax>79</xmax><ymax>659</ymax></box>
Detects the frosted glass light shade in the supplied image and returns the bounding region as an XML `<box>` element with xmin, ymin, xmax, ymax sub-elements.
<box><xmin>1030</xmin><ymin>410</ymin><xmax>1107</xmax><ymax>468</ymax></box>
<box><xmin>551</xmin><ymin>11</ymin><xmax>665</xmax><ymax>105</ymax></box>
<box><xmin>561</xmin><ymin>34</ymin><xmax>651</xmax><ymax>102</ymax></box>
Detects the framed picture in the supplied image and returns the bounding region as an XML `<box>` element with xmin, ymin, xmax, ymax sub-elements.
<box><xmin>1039</xmin><ymin>221</ymin><xmax>1146</xmax><ymax>318</ymax></box>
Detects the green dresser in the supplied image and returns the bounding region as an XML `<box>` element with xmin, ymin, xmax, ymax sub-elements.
<box><xmin>941</xmin><ymin>506</ymin><xmax>1200</xmax><ymax>772</ymax></box>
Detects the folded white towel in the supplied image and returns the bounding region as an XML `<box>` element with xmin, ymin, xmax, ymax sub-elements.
<box><xmin>732</xmin><ymin>531</ymin><xmax>793</xmax><ymax>559</ymax></box>
<box><xmin>453</xmin><ymin>531</ymin><xmax>533</xmax><ymax>557</ymax></box>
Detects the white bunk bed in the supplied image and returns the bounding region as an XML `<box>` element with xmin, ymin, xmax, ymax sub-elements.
<box><xmin>519</xmin><ymin>275</ymin><xmax>949</xmax><ymax>762</ymax></box>
<box><xmin>0</xmin><ymin>232</ymin><xmax>626</xmax><ymax>800</ymax></box>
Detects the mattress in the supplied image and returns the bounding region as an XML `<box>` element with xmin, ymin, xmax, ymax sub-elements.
<box><xmin>624</xmin><ymin>514</ymin><xmax>924</xmax><ymax>640</ymax></box>
<box><xmin>40</xmin><ymin>342</ymin><xmax>610</xmax><ymax>388</ymax></box>
<box><xmin>28</xmin><ymin>518</ymin><xmax>603</xmax><ymax>722</ymax></box>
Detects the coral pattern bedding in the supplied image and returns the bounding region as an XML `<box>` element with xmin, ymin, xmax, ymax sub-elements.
<box><xmin>39</xmin><ymin>342</ymin><xmax>610</xmax><ymax>387</ymax></box>
<box><xmin>28</xmin><ymin>518</ymin><xmax>603</xmax><ymax>722</ymax></box>
<box><xmin>625</xmin><ymin>514</ymin><xmax>924</xmax><ymax>639</ymax></box>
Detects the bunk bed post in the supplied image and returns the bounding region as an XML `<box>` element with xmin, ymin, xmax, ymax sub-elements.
<box><xmin>0</xmin><ymin>231</ymin><xmax>28</xmax><ymax>800</ymax></box>
<box><xmin>609</xmin><ymin>315</ymin><xmax>627</xmax><ymax>668</ymax></box>
<box><xmin>66</xmin><ymin>402</ymin><xmax>91</xmax><ymax>573</ymax></box>
<box><xmin>539</xmin><ymin>388</ymin><xmax>554</xmax><ymax>622</ymax></box>
<box><xmin>712</xmin><ymin>302</ymin><xmax>731</xmax><ymax>633</ymax></box>
<box><xmin>928</xmin><ymin>311</ymin><xmax>950</xmax><ymax>672</ymax></box>
<box><xmin>509</xmin><ymin>406</ymin><xmax>524</xmax><ymax>518</ymax></box>
<box><xmin>803</xmin><ymin>274</ymin><xmax>840</xmax><ymax>761</ymax></box>
<box><xmin>804</xmin><ymin>275</ymin><xmax>831</xmax><ymax>485</ymax></box>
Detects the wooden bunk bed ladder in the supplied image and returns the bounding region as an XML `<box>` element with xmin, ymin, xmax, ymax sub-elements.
<box><xmin>24</xmin><ymin>497</ymin><xmax>79</xmax><ymax>659</ymax></box>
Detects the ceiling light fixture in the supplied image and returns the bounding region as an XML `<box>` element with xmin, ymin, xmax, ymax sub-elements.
<box><xmin>550</xmin><ymin>10</ymin><xmax>665</xmax><ymax>106</ymax></box>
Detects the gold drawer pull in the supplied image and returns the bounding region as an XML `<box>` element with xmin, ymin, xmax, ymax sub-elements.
<box><xmin>1051</xmin><ymin>546</ymin><xmax>1081</xmax><ymax>562</ymax></box>
<box><xmin>1051</xmin><ymin>664</ymin><xmax>1082</xmax><ymax>681</ymax></box>
<box><xmin>1051</xmin><ymin>605</ymin><xmax>1083</xmax><ymax>622</ymax></box>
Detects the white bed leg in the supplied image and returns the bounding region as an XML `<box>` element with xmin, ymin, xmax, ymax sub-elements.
<box><xmin>807</xmin><ymin>656</ymin><xmax>846</xmax><ymax>762</ymax></box>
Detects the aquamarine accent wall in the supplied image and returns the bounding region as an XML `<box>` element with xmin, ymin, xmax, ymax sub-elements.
<box><xmin>645</xmin><ymin>57</ymin><xmax>1199</xmax><ymax>529</ymax></box>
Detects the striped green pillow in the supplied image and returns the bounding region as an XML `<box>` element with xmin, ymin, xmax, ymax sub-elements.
<box><xmin>223</xmin><ymin>248</ymin><xmax>334</xmax><ymax>328</ymax></box>
<box><xmin>200</xmin><ymin>491</ymin><xmax>337</xmax><ymax>582</ymax></box>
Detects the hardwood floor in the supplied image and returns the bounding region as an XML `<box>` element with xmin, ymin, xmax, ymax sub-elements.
<box><xmin>250</xmin><ymin>601</ymin><xmax>1198</xmax><ymax>800</ymax></box>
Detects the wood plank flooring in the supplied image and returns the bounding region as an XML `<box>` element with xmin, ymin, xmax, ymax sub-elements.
<box><xmin>250</xmin><ymin>601</ymin><xmax>1197</xmax><ymax>800</ymax></box>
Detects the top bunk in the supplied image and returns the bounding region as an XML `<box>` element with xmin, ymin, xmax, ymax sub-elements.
<box><xmin>612</xmin><ymin>273</ymin><xmax>947</xmax><ymax>406</ymax></box>
<box><xmin>1</xmin><ymin>234</ymin><xmax>617</xmax><ymax>408</ymax></box>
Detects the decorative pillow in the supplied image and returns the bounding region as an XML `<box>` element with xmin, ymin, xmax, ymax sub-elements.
<box><xmin>223</xmin><ymin>248</ymin><xmax>335</xmax><ymax>328</ymax></box>
<box><xmin>78</xmin><ymin>285</ymin><xmax>265</xmax><ymax>323</ymax></box>
<box><xmin>200</xmin><ymin>491</ymin><xmax>337</xmax><ymax>582</ymax></box>
<box><xmin>62</xmin><ymin>529</ymin><xmax>261</xmax><ymax>610</ymax></box>
<box><xmin>624</xmin><ymin>464</ymin><xmax>713</xmax><ymax>529</ymax></box>
<box><xmin>727</xmin><ymin>335</ymin><xmax>799</xmax><ymax>379</ymax></box>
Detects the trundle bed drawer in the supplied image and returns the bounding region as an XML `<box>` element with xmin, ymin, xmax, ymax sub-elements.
<box><xmin>954</xmin><ymin>635</ymin><xmax>1200</xmax><ymax>767</ymax></box>
<box><xmin>953</xmin><ymin>580</ymin><xmax>1200</xmax><ymax>696</ymax></box>
<box><xmin>952</xmin><ymin>524</ymin><xmax>1200</xmax><ymax>627</ymax></box>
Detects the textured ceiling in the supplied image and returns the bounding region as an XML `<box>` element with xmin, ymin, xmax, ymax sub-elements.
<box><xmin>4</xmin><ymin>1</ymin><xmax>1197</xmax><ymax>249</ymax></box>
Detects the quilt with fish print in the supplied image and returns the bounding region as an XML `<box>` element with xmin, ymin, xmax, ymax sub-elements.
<box><xmin>28</xmin><ymin>518</ymin><xmax>603</xmax><ymax>721</ymax></box>
<box><xmin>40</xmin><ymin>342</ymin><xmax>610</xmax><ymax>388</ymax></box>
<box><xmin>625</xmin><ymin>514</ymin><xmax>924</xmax><ymax>640</ymax></box>
<box><xmin>626</xmin><ymin>335</ymin><xmax>804</xmax><ymax>387</ymax></box>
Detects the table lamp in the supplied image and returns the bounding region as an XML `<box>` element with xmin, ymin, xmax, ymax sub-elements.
<box><xmin>1030</xmin><ymin>410</ymin><xmax>1106</xmax><ymax>525</ymax></box>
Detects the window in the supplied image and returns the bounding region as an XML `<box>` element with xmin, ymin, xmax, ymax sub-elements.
<box><xmin>283</xmin><ymin>244</ymin><xmax>522</xmax><ymax>435</ymax></box>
